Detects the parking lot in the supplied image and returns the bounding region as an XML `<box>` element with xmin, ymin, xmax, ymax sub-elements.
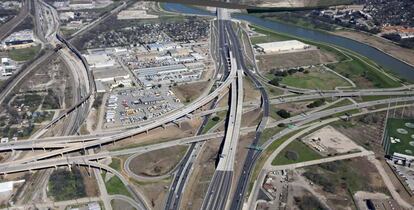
<box><xmin>104</xmin><ymin>87</ymin><xmax>183</xmax><ymax>128</ymax></box>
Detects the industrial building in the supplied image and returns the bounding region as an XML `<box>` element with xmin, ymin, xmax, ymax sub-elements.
<box><xmin>133</xmin><ymin>63</ymin><xmax>203</xmax><ymax>88</ymax></box>
<box><xmin>256</xmin><ymin>40</ymin><xmax>310</xmax><ymax>54</ymax></box>
<box><xmin>84</xmin><ymin>53</ymin><xmax>116</xmax><ymax>68</ymax></box>
<box><xmin>2</xmin><ymin>30</ymin><xmax>35</xmax><ymax>49</ymax></box>
<box><xmin>0</xmin><ymin>58</ymin><xmax>17</xmax><ymax>77</ymax></box>
<box><xmin>84</xmin><ymin>50</ymin><xmax>132</xmax><ymax>92</ymax></box>
<box><xmin>147</xmin><ymin>42</ymin><xmax>180</xmax><ymax>52</ymax></box>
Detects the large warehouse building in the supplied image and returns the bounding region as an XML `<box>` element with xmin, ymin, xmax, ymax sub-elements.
<box><xmin>256</xmin><ymin>40</ymin><xmax>310</xmax><ymax>53</ymax></box>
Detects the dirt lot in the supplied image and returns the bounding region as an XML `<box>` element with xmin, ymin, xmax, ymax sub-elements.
<box><xmin>134</xmin><ymin>178</ymin><xmax>171</xmax><ymax>210</ymax></box>
<box><xmin>111</xmin><ymin>198</ymin><xmax>136</xmax><ymax>210</ymax></box>
<box><xmin>243</xmin><ymin>77</ymin><xmax>261</xmax><ymax>102</ymax></box>
<box><xmin>241</xmin><ymin>108</ymin><xmax>263</xmax><ymax>128</ymax></box>
<box><xmin>302</xmin><ymin>125</ymin><xmax>364</xmax><ymax>156</ymax></box>
<box><xmin>172</xmin><ymin>81</ymin><xmax>210</xmax><ymax>103</ymax></box>
<box><xmin>257</xmin><ymin>49</ymin><xmax>337</xmax><ymax>72</ymax></box>
<box><xmin>333</xmin><ymin>30</ymin><xmax>414</xmax><ymax>67</ymax></box>
<box><xmin>129</xmin><ymin>145</ymin><xmax>188</xmax><ymax>177</ymax></box>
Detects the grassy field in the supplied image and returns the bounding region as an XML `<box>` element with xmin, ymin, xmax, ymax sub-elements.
<box><xmin>264</xmin><ymin>84</ymin><xmax>285</xmax><ymax>96</ymax></box>
<box><xmin>8</xmin><ymin>45</ymin><xmax>41</xmax><ymax>61</ymax></box>
<box><xmin>327</xmin><ymin>54</ymin><xmax>400</xmax><ymax>88</ymax></box>
<box><xmin>280</xmin><ymin>70</ymin><xmax>350</xmax><ymax>90</ymax></box>
<box><xmin>250</xmin><ymin>26</ymin><xmax>291</xmax><ymax>44</ymax></box>
<box><xmin>272</xmin><ymin>140</ymin><xmax>322</xmax><ymax>165</ymax></box>
<box><xmin>259</xmin><ymin>126</ymin><xmax>286</xmax><ymax>145</ymax></box>
<box><xmin>202</xmin><ymin>111</ymin><xmax>227</xmax><ymax>133</ymax></box>
<box><xmin>110</xmin><ymin>158</ymin><xmax>122</xmax><ymax>171</ymax></box>
<box><xmin>322</xmin><ymin>98</ymin><xmax>354</xmax><ymax>111</ymax></box>
<box><xmin>384</xmin><ymin>118</ymin><xmax>414</xmax><ymax>156</ymax></box>
<box><xmin>105</xmin><ymin>175</ymin><xmax>132</xmax><ymax>197</ymax></box>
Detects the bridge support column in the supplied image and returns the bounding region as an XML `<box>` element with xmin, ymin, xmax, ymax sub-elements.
<box><xmin>88</xmin><ymin>165</ymin><xmax>92</xmax><ymax>177</ymax></box>
<box><xmin>172</xmin><ymin>121</ymin><xmax>181</xmax><ymax>128</ymax></box>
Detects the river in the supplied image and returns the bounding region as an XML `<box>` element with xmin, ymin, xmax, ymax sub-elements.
<box><xmin>162</xmin><ymin>3</ymin><xmax>414</xmax><ymax>81</ymax></box>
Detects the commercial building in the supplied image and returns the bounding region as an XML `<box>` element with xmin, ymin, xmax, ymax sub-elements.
<box><xmin>2</xmin><ymin>30</ymin><xmax>35</xmax><ymax>49</ymax></box>
<box><xmin>256</xmin><ymin>40</ymin><xmax>310</xmax><ymax>54</ymax></box>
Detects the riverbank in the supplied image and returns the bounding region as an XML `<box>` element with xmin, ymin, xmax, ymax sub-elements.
<box><xmin>332</xmin><ymin>30</ymin><xmax>414</xmax><ymax>67</ymax></box>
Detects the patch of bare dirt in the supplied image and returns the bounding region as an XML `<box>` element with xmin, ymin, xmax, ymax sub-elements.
<box><xmin>258</xmin><ymin>49</ymin><xmax>337</xmax><ymax>72</ymax></box>
<box><xmin>129</xmin><ymin>146</ymin><xmax>188</xmax><ymax>177</ymax></box>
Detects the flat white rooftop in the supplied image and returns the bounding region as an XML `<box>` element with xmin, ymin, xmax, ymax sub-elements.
<box><xmin>256</xmin><ymin>40</ymin><xmax>310</xmax><ymax>53</ymax></box>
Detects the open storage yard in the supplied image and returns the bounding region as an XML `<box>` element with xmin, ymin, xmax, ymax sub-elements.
<box><xmin>302</xmin><ymin>125</ymin><xmax>364</xmax><ymax>156</ymax></box>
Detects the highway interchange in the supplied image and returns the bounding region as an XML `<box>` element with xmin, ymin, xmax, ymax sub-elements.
<box><xmin>1</xmin><ymin>2</ymin><xmax>414</xmax><ymax>210</ymax></box>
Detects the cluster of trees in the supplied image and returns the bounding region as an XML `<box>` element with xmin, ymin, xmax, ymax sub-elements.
<box><xmin>277</xmin><ymin>109</ymin><xmax>291</xmax><ymax>119</ymax></box>
<box><xmin>212</xmin><ymin>116</ymin><xmax>220</xmax><ymax>121</ymax></box>
<box><xmin>92</xmin><ymin>93</ymin><xmax>104</xmax><ymax>109</ymax></box>
<box><xmin>294</xmin><ymin>196</ymin><xmax>329</xmax><ymax>210</ymax></box>
<box><xmin>271</xmin><ymin>67</ymin><xmax>306</xmax><ymax>77</ymax></box>
<box><xmin>42</xmin><ymin>90</ymin><xmax>61</xmax><ymax>109</ymax></box>
<box><xmin>268</xmin><ymin>68</ymin><xmax>308</xmax><ymax>86</ymax></box>
<box><xmin>359</xmin><ymin>114</ymin><xmax>379</xmax><ymax>124</ymax></box>
<box><xmin>261</xmin><ymin>12</ymin><xmax>336</xmax><ymax>32</ymax></box>
<box><xmin>307</xmin><ymin>99</ymin><xmax>325</xmax><ymax>108</ymax></box>
<box><xmin>48</xmin><ymin>168</ymin><xmax>86</xmax><ymax>201</ymax></box>
<box><xmin>1</xmin><ymin>124</ymin><xmax>34</xmax><ymax>139</ymax></box>
<box><xmin>303</xmin><ymin>171</ymin><xmax>336</xmax><ymax>193</ymax></box>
